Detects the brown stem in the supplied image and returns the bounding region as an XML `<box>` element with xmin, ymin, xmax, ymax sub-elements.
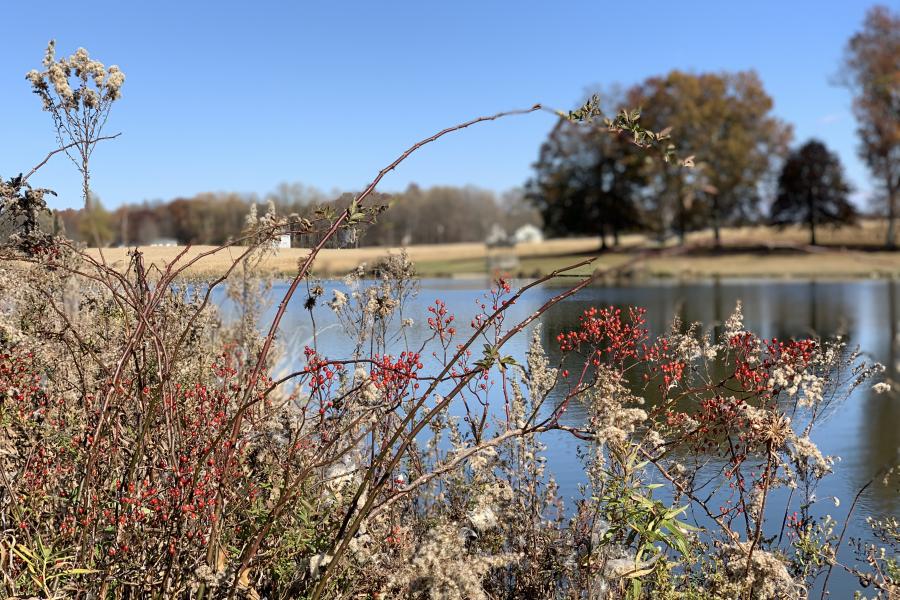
<box><xmin>819</xmin><ymin>469</ymin><xmax>883</xmax><ymax>599</ymax></box>
<box><xmin>21</xmin><ymin>134</ymin><xmax>121</xmax><ymax>183</ymax></box>
<box><xmin>743</xmin><ymin>442</ymin><xmax>775</xmax><ymax>599</ymax></box>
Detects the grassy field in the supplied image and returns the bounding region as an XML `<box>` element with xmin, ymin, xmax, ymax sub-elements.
<box><xmin>84</xmin><ymin>237</ymin><xmax>600</xmax><ymax>278</ymax></box>
<box><xmin>84</xmin><ymin>220</ymin><xmax>900</xmax><ymax>281</ymax></box>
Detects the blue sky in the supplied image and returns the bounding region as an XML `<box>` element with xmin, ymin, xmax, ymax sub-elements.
<box><xmin>1</xmin><ymin>1</ymin><xmax>886</xmax><ymax>210</ymax></box>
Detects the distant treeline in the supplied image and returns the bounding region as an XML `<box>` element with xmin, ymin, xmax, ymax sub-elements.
<box><xmin>51</xmin><ymin>184</ymin><xmax>541</xmax><ymax>247</ymax></box>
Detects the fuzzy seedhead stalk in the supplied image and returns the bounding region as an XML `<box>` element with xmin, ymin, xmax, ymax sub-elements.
<box><xmin>26</xmin><ymin>40</ymin><xmax>125</xmax><ymax>216</ymax></box>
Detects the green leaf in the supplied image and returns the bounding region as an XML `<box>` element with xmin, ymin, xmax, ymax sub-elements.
<box><xmin>59</xmin><ymin>568</ymin><xmax>98</xmax><ymax>576</ymax></box>
<box><xmin>663</xmin><ymin>504</ymin><xmax>689</xmax><ymax>520</ymax></box>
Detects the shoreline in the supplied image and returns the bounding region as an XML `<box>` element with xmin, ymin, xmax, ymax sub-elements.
<box><xmin>79</xmin><ymin>222</ymin><xmax>900</xmax><ymax>282</ymax></box>
<box><xmin>81</xmin><ymin>245</ymin><xmax>900</xmax><ymax>282</ymax></box>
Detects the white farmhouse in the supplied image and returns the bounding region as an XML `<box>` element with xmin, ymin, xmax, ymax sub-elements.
<box><xmin>513</xmin><ymin>224</ymin><xmax>544</xmax><ymax>244</ymax></box>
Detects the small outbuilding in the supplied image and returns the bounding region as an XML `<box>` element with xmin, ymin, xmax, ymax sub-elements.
<box><xmin>513</xmin><ymin>224</ymin><xmax>544</xmax><ymax>244</ymax></box>
<box><xmin>484</xmin><ymin>224</ymin><xmax>511</xmax><ymax>248</ymax></box>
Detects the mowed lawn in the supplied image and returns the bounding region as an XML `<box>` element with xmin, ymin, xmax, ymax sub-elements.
<box><xmin>84</xmin><ymin>220</ymin><xmax>900</xmax><ymax>280</ymax></box>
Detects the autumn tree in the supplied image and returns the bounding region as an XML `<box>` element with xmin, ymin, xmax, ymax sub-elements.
<box><xmin>364</xmin><ymin>185</ymin><xmax>498</xmax><ymax>246</ymax></box>
<box><xmin>77</xmin><ymin>194</ymin><xmax>114</xmax><ymax>246</ymax></box>
<box><xmin>51</xmin><ymin>184</ymin><xmax>538</xmax><ymax>248</ymax></box>
<box><xmin>527</xmin><ymin>115</ymin><xmax>645</xmax><ymax>249</ymax></box>
<box><xmin>770</xmin><ymin>140</ymin><xmax>856</xmax><ymax>245</ymax></box>
<box><xmin>841</xmin><ymin>5</ymin><xmax>900</xmax><ymax>248</ymax></box>
<box><xmin>629</xmin><ymin>71</ymin><xmax>792</xmax><ymax>245</ymax></box>
<box><xmin>498</xmin><ymin>188</ymin><xmax>542</xmax><ymax>233</ymax></box>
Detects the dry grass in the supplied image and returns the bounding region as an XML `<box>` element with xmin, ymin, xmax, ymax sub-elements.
<box><xmin>637</xmin><ymin>251</ymin><xmax>900</xmax><ymax>279</ymax></box>
<box><xmin>680</xmin><ymin>218</ymin><xmax>891</xmax><ymax>248</ymax></box>
<box><xmin>83</xmin><ymin>237</ymin><xmax>602</xmax><ymax>278</ymax></box>
<box><xmin>83</xmin><ymin>220</ymin><xmax>900</xmax><ymax>280</ymax></box>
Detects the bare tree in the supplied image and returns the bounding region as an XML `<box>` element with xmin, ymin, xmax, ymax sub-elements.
<box><xmin>841</xmin><ymin>5</ymin><xmax>900</xmax><ymax>248</ymax></box>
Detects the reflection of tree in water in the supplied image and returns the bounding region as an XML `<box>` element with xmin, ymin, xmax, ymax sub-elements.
<box><xmin>852</xmin><ymin>280</ymin><xmax>900</xmax><ymax>515</ymax></box>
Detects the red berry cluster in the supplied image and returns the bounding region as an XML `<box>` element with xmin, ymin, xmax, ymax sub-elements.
<box><xmin>303</xmin><ymin>346</ymin><xmax>343</xmax><ymax>396</ymax></box>
<box><xmin>426</xmin><ymin>299</ymin><xmax>456</xmax><ymax>341</ymax></box>
<box><xmin>371</xmin><ymin>352</ymin><xmax>422</xmax><ymax>398</ymax></box>
<box><xmin>766</xmin><ymin>338</ymin><xmax>816</xmax><ymax>372</ymax></box>
<box><xmin>642</xmin><ymin>338</ymin><xmax>687</xmax><ymax>389</ymax></box>
<box><xmin>0</xmin><ymin>349</ymin><xmax>48</xmax><ymax>418</ymax></box>
<box><xmin>495</xmin><ymin>277</ymin><xmax>512</xmax><ymax>295</ymax></box>
<box><xmin>557</xmin><ymin>307</ymin><xmax>648</xmax><ymax>366</ymax></box>
<box><xmin>729</xmin><ymin>333</ymin><xmax>817</xmax><ymax>393</ymax></box>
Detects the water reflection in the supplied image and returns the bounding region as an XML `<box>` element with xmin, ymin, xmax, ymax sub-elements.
<box><xmin>534</xmin><ymin>279</ymin><xmax>898</xmax><ymax>514</ymax></box>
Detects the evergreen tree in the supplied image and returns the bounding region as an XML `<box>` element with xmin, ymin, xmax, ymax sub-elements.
<box><xmin>770</xmin><ymin>140</ymin><xmax>856</xmax><ymax>245</ymax></box>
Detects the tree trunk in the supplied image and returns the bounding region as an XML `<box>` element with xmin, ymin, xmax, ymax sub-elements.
<box><xmin>711</xmin><ymin>195</ymin><xmax>721</xmax><ymax>248</ymax></box>
<box><xmin>887</xmin><ymin>186</ymin><xmax>897</xmax><ymax>250</ymax></box>
<box><xmin>808</xmin><ymin>193</ymin><xmax>817</xmax><ymax>246</ymax></box>
<box><xmin>121</xmin><ymin>207</ymin><xmax>128</xmax><ymax>247</ymax></box>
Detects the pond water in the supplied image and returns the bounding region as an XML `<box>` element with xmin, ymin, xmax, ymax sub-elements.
<box><xmin>224</xmin><ymin>277</ymin><xmax>900</xmax><ymax>595</ymax></box>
